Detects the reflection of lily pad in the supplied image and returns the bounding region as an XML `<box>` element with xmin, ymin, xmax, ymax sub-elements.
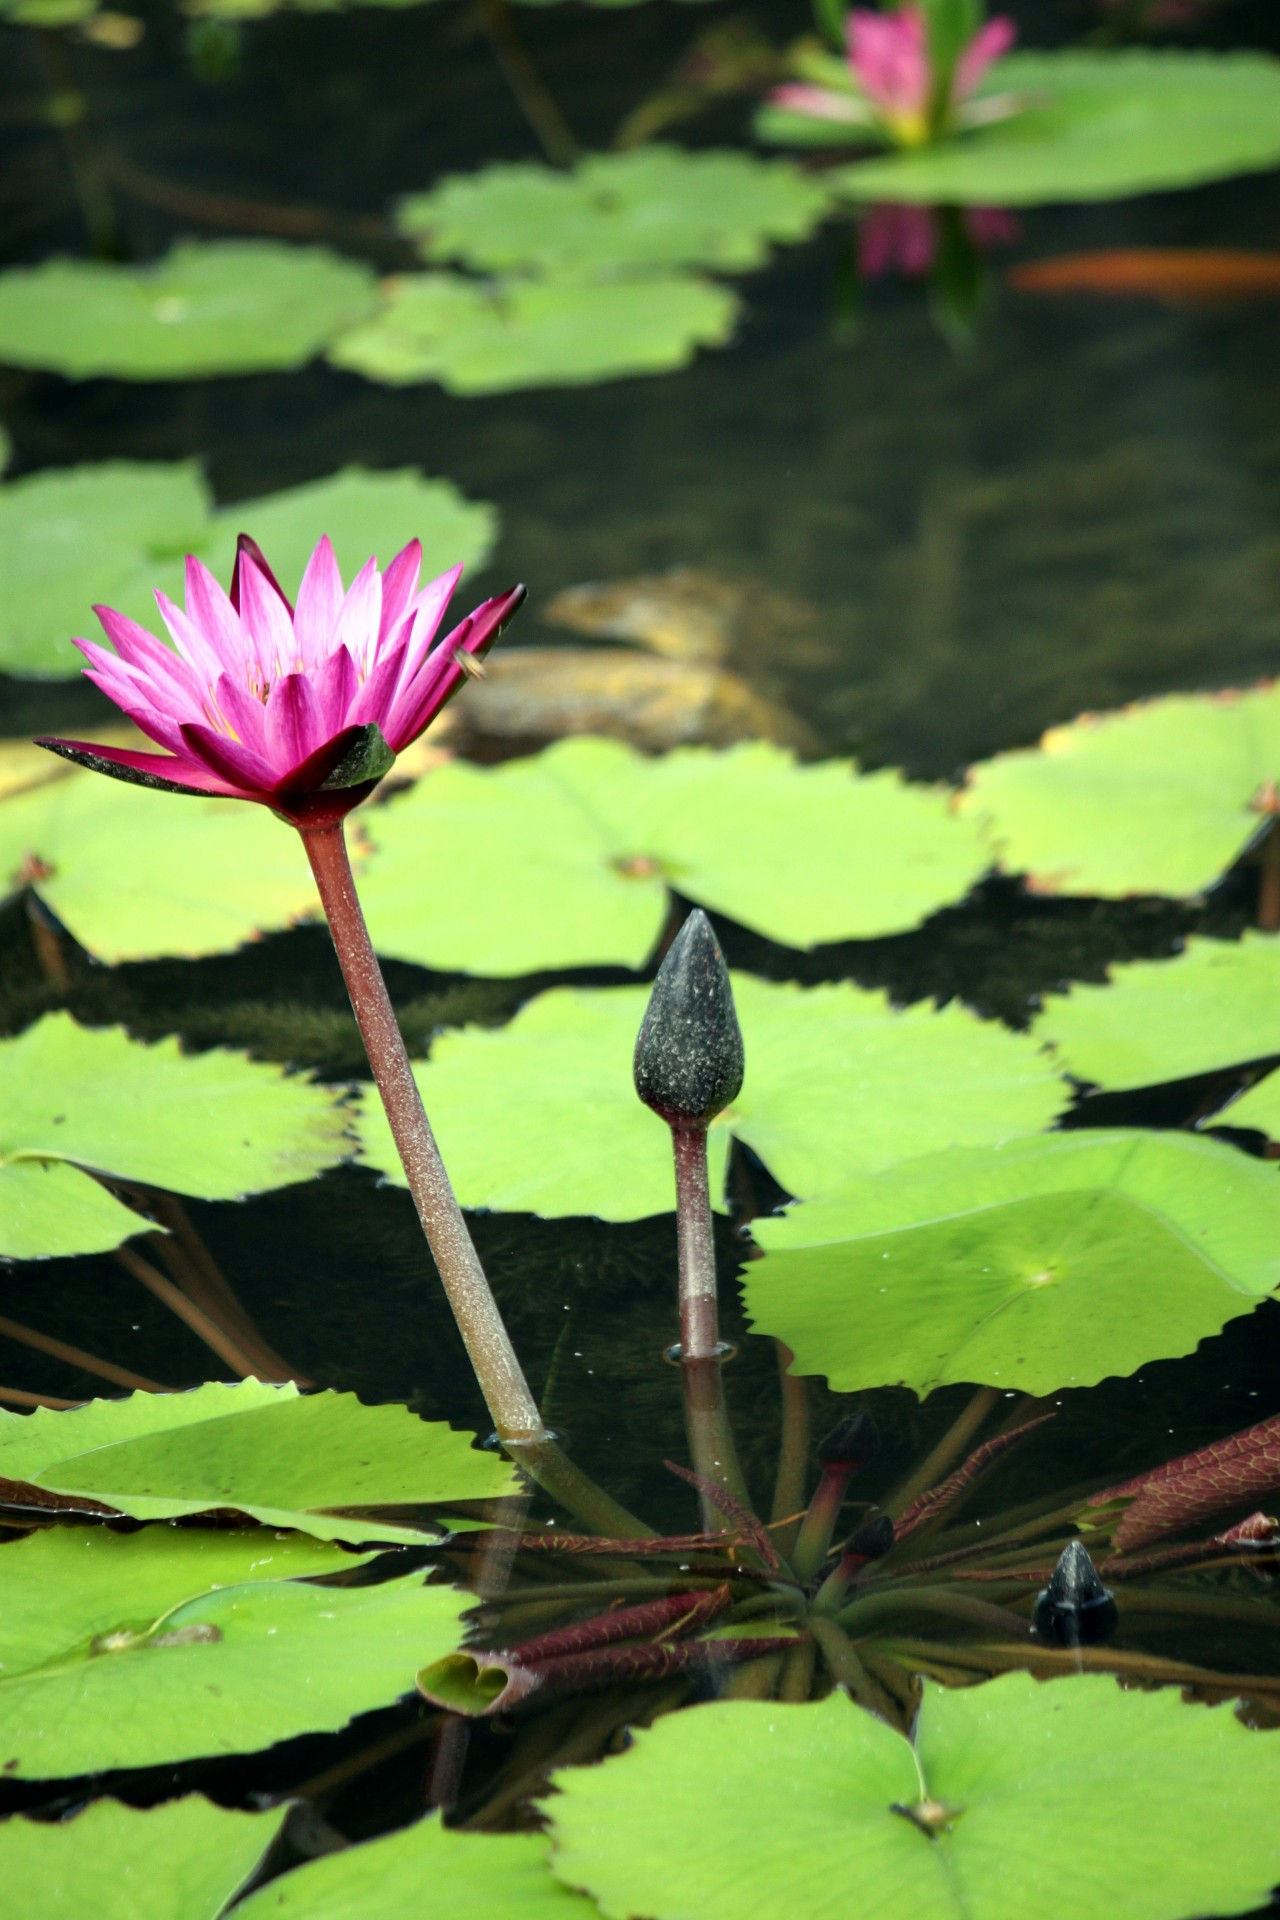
<box><xmin>773</xmin><ymin>53</ymin><xmax>1280</xmax><ymax>204</ymax></box>
<box><xmin>0</xmin><ymin>461</ymin><xmax>496</xmax><ymax>680</ymax></box>
<box><xmin>0</xmin><ymin>764</ymin><xmax>318</xmax><ymax>961</ymax></box>
<box><xmin>959</xmin><ymin>684</ymin><xmax>1280</xmax><ymax>899</ymax></box>
<box><xmin>748</xmin><ymin>1130</ymin><xmax>1280</xmax><ymax>1396</ymax></box>
<box><xmin>328</xmin><ymin>271</ymin><xmax>737</xmax><ymax>393</ymax></box>
<box><xmin>0</xmin><ymin>1798</ymin><xmax>287</xmax><ymax>1920</ymax></box>
<box><xmin>399</xmin><ymin>148</ymin><xmax>832</xmax><ymax>275</ymax></box>
<box><xmin>0</xmin><ymin>462</ymin><xmax>211</xmax><ymax>679</ymax></box>
<box><xmin>0</xmin><ymin>1015</ymin><xmax>347</xmax><ymax>1259</ymax></box>
<box><xmin>0</xmin><ymin>1381</ymin><xmax>514</xmax><ymax>1543</ymax></box>
<box><xmin>0</xmin><ymin>242</ymin><xmax>378</xmax><ymax>380</ymax></box>
<box><xmin>359</xmin><ymin>737</ymin><xmax>991</xmax><ymax>971</ymax></box>
<box><xmin>1034</xmin><ymin>935</ymin><xmax>1280</xmax><ymax>1091</ymax></box>
<box><xmin>0</xmin><ymin>1527</ymin><xmax>466</xmax><ymax>1777</ymax></box>
<box><xmin>547</xmin><ymin>1675</ymin><xmax>1280</xmax><ymax>1920</ymax></box>
<box><xmin>356</xmin><ymin>975</ymin><xmax>1065</xmax><ymax>1219</ymax></box>
<box><xmin>238</xmin><ymin>1818</ymin><xmax>595</xmax><ymax>1920</ymax></box>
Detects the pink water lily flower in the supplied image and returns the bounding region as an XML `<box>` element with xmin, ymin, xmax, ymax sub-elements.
<box><xmin>38</xmin><ymin>535</ymin><xmax>524</xmax><ymax>828</ymax></box>
<box><xmin>771</xmin><ymin>4</ymin><xmax>1016</xmax><ymax>147</ymax></box>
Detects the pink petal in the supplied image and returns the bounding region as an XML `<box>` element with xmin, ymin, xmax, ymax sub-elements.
<box><xmin>768</xmin><ymin>83</ymin><xmax>873</xmax><ymax>124</ymax></box>
<box><xmin>293</xmin><ymin>535</ymin><xmax>345</xmax><ymax>668</ymax></box>
<box><xmin>383</xmin><ymin>564</ymin><xmax>463</xmax><ymax>708</ymax></box>
<box><xmin>954</xmin><ymin>15</ymin><xmax>1016</xmax><ymax>99</ymax></box>
<box><xmin>310</xmin><ymin>643</ymin><xmax>359</xmax><ymax>731</ymax></box>
<box><xmin>208</xmin><ymin>671</ymin><xmax>272</xmax><ymax>758</ymax></box>
<box><xmin>377</xmin><ymin>539</ymin><xmax>423</xmax><ymax>645</ymax></box>
<box><xmin>849</xmin><ymin>6</ymin><xmax>928</xmax><ymax>118</ymax></box>
<box><xmin>178</xmin><ymin>722</ymin><xmax>278</xmax><ymax>794</ymax></box>
<box><xmin>385</xmin><ymin>586</ymin><xmax>524</xmax><ymax>749</ymax></box>
<box><xmin>35</xmin><ymin>736</ymin><xmax>242</xmax><ymax>798</ymax></box>
<box><xmin>80</xmin><ymin>668</ymin><xmax>189</xmax><ymax>754</ymax></box>
<box><xmin>183</xmin><ymin>556</ymin><xmax>245</xmax><ymax>675</ymax></box>
<box><xmin>238</xmin><ymin>552</ymin><xmax>297</xmax><ymax>680</ymax></box>
<box><xmin>347</xmin><ymin>638</ymin><xmax>407</xmax><ymax>732</ymax></box>
<box><xmin>230</xmin><ymin>534</ymin><xmax>293</xmax><ymax>617</ymax></box>
<box><xmin>333</xmin><ymin>556</ymin><xmax>383</xmax><ymax>675</ymax></box>
<box><xmin>92</xmin><ymin>605</ymin><xmax>203</xmax><ymax>705</ymax></box>
<box><xmin>266</xmin><ymin>671</ymin><xmax>327</xmax><ymax>769</ymax></box>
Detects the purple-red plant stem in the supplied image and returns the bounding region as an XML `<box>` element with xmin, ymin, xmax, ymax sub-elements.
<box><xmin>792</xmin><ymin>1465</ymin><xmax>855</xmax><ymax>1585</ymax></box>
<box><xmin>669</xmin><ymin>1121</ymin><xmax>750</xmax><ymax>1522</ymax></box>
<box><xmin>300</xmin><ymin>820</ymin><xmax>650</xmax><ymax>1539</ymax></box>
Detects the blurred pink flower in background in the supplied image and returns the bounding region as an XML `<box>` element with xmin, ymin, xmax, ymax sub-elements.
<box><xmin>858</xmin><ymin>201</ymin><xmax>1020</xmax><ymax>278</ymax></box>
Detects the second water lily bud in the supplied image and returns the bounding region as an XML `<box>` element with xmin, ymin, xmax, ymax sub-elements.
<box><xmin>633</xmin><ymin>910</ymin><xmax>744</xmax><ymax>1129</ymax></box>
<box><xmin>1033</xmin><ymin>1540</ymin><xmax>1118</xmax><ymax>1649</ymax></box>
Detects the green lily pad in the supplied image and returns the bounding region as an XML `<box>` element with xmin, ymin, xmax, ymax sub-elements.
<box><xmin>0</xmin><ymin>1526</ymin><xmax>466</xmax><ymax>1778</ymax></box>
<box><xmin>359</xmin><ymin>737</ymin><xmax>991</xmax><ymax>971</ymax></box>
<box><xmin>547</xmin><ymin>1674</ymin><xmax>1280</xmax><ymax>1920</ymax></box>
<box><xmin>0</xmin><ymin>1381</ymin><xmax>515</xmax><ymax>1543</ymax></box>
<box><xmin>1033</xmin><ymin>934</ymin><xmax>1280</xmax><ymax>1091</ymax></box>
<box><xmin>0</xmin><ymin>1798</ymin><xmax>288</xmax><ymax>1920</ymax></box>
<box><xmin>399</xmin><ymin>148</ymin><xmax>833</xmax><ymax>276</ymax></box>
<box><xmin>0</xmin><ymin>763</ymin><xmax>319</xmax><ymax>960</ymax></box>
<box><xmin>1223</xmin><ymin>1071</ymin><xmax>1280</xmax><ymax>1139</ymax></box>
<box><xmin>356</xmin><ymin>974</ymin><xmax>1066</xmax><ymax>1219</ymax></box>
<box><xmin>327</xmin><ymin>270</ymin><xmax>737</xmax><ymax>393</ymax></box>
<box><xmin>238</xmin><ymin>1818</ymin><xmax>595</xmax><ymax>1919</ymax></box>
<box><xmin>774</xmin><ymin>52</ymin><xmax>1280</xmax><ymax>205</ymax></box>
<box><xmin>0</xmin><ymin>1015</ymin><xmax>347</xmax><ymax>1259</ymax></box>
<box><xmin>0</xmin><ymin>242</ymin><xmax>379</xmax><ymax>381</ymax></box>
<box><xmin>0</xmin><ymin>460</ymin><xmax>497</xmax><ymax>682</ymax></box>
<box><xmin>959</xmin><ymin>684</ymin><xmax>1280</xmax><ymax>900</ymax></box>
<box><xmin>0</xmin><ymin>463</ymin><xmax>210</xmax><ymax>680</ymax></box>
<box><xmin>748</xmin><ymin>1129</ymin><xmax>1280</xmax><ymax>1397</ymax></box>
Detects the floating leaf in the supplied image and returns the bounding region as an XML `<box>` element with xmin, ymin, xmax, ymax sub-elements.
<box><xmin>0</xmin><ymin>242</ymin><xmax>379</xmax><ymax>380</ymax></box>
<box><xmin>748</xmin><ymin>1130</ymin><xmax>1280</xmax><ymax>1397</ymax></box>
<box><xmin>546</xmin><ymin>1674</ymin><xmax>1280</xmax><ymax>1920</ymax></box>
<box><xmin>0</xmin><ymin>1015</ymin><xmax>347</xmax><ymax>1259</ymax></box>
<box><xmin>237</xmin><ymin>1818</ymin><xmax>594</xmax><ymax>1919</ymax></box>
<box><xmin>0</xmin><ymin>1798</ymin><xmax>287</xmax><ymax>1920</ymax></box>
<box><xmin>0</xmin><ymin>460</ymin><xmax>497</xmax><ymax>681</ymax></box>
<box><xmin>0</xmin><ymin>764</ymin><xmax>318</xmax><ymax>960</ymax></box>
<box><xmin>359</xmin><ymin>737</ymin><xmax>991</xmax><ymax>971</ymax></box>
<box><xmin>959</xmin><ymin>684</ymin><xmax>1280</xmax><ymax>899</ymax></box>
<box><xmin>0</xmin><ymin>1381</ymin><xmax>515</xmax><ymax>1543</ymax></box>
<box><xmin>1033</xmin><ymin>935</ymin><xmax>1280</xmax><ymax>1090</ymax></box>
<box><xmin>327</xmin><ymin>270</ymin><xmax>737</xmax><ymax>393</ymax></box>
<box><xmin>1224</xmin><ymin>1071</ymin><xmax>1280</xmax><ymax>1138</ymax></box>
<box><xmin>399</xmin><ymin>148</ymin><xmax>833</xmax><ymax>276</ymax></box>
<box><xmin>356</xmin><ymin>975</ymin><xmax>1065</xmax><ymax>1219</ymax></box>
<box><xmin>0</xmin><ymin>462</ymin><xmax>211</xmax><ymax>679</ymax></box>
<box><xmin>0</xmin><ymin>1526</ymin><xmax>466</xmax><ymax>1777</ymax></box>
<box><xmin>775</xmin><ymin>53</ymin><xmax>1280</xmax><ymax>204</ymax></box>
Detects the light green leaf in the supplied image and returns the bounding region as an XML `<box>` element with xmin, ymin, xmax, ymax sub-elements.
<box><xmin>959</xmin><ymin>684</ymin><xmax>1280</xmax><ymax>899</ymax></box>
<box><xmin>1033</xmin><ymin>934</ymin><xmax>1280</xmax><ymax>1090</ymax></box>
<box><xmin>0</xmin><ymin>1015</ymin><xmax>347</xmax><ymax>1258</ymax></box>
<box><xmin>327</xmin><ymin>270</ymin><xmax>738</xmax><ymax>393</ymax></box>
<box><xmin>399</xmin><ymin>148</ymin><xmax>833</xmax><ymax>276</ymax></box>
<box><xmin>358</xmin><ymin>738</ymin><xmax>991</xmax><ymax>972</ymax></box>
<box><xmin>748</xmin><ymin>1129</ymin><xmax>1280</xmax><ymax>1396</ymax></box>
<box><xmin>0</xmin><ymin>765</ymin><xmax>318</xmax><ymax>960</ymax></box>
<box><xmin>1223</xmin><ymin>1071</ymin><xmax>1280</xmax><ymax>1140</ymax></box>
<box><xmin>238</xmin><ymin>1818</ymin><xmax>596</xmax><ymax>1919</ymax></box>
<box><xmin>547</xmin><ymin>1675</ymin><xmax>1280</xmax><ymax>1920</ymax></box>
<box><xmin>0</xmin><ymin>1381</ymin><xmax>515</xmax><ymax>1542</ymax></box>
<box><xmin>0</xmin><ymin>1798</ymin><xmax>287</xmax><ymax>1920</ymax></box>
<box><xmin>811</xmin><ymin>52</ymin><xmax>1280</xmax><ymax>203</ymax></box>
<box><xmin>356</xmin><ymin>974</ymin><xmax>1065</xmax><ymax>1219</ymax></box>
<box><xmin>0</xmin><ymin>242</ymin><xmax>379</xmax><ymax>380</ymax></box>
<box><xmin>0</xmin><ymin>462</ymin><xmax>211</xmax><ymax>679</ymax></box>
<box><xmin>0</xmin><ymin>1160</ymin><xmax>145</xmax><ymax>1262</ymax></box>
<box><xmin>0</xmin><ymin>1527</ymin><xmax>466</xmax><ymax>1777</ymax></box>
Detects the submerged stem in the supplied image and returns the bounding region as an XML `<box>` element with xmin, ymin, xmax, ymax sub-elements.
<box><xmin>670</xmin><ymin>1123</ymin><xmax>750</xmax><ymax>1521</ymax></box>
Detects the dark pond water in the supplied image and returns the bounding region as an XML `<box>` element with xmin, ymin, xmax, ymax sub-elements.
<box><xmin>2</xmin><ymin>0</ymin><xmax>1280</xmax><ymax>1852</ymax></box>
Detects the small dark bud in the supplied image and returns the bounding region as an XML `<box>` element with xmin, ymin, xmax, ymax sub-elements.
<box><xmin>633</xmin><ymin>911</ymin><xmax>744</xmax><ymax>1128</ymax></box>
<box><xmin>844</xmin><ymin>1514</ymin><xmax>894</xmax><ymax>1562</ymax></box>
<box><xmin>816</xmin><ymin>1411</ymin><xmax>879</xmax><ymax>1472</ymax></box>
<box><xmin>1033</xmin><ymin>1540</ymin><xmax>1118</xmax><ymax>1649</ymax></box>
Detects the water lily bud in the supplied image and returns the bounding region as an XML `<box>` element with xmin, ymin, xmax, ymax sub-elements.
<box><xmin>844</xmin><ymin>1513</ymin><xmax>894</xmax><ymax>1561</ymax></box>
<box><xmin>1033</xmin><ymin>1539</ymin><xmax>1118</xmax><ymax>1649</ymax></box>
<box><xmin>816</xmin><ymin>1411</ymin><xmax>879</xmax><ymax>1472</ymax></box>
<box><xmin>633</xmin><ymin>910</ymin><xmax>744</xmax><ymax>1128</ymax></box>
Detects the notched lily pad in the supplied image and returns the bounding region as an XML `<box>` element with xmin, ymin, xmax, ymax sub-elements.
<box><xmin>748</xmin><ymin>1129</ymin><xmax>1280</xmax><ymax>1397</ymax></box>
<box><xmin>959</xmin><ymin>682</ymin><xmax>1280</xmax><ymax>900</ymax></box>
<box><xmin>358</xmin><ymin>736</ymin><xmax>991</xmax><ymax>973</ymax></box>
<box><xmin>0</xmin><ymin>1014</ymin><xmax>347</xmax><ymax>1259</ymax></box>
<box><xmin>546</xmin><ymin>1674</ymin><xmax>1280</xmax><ymax>1920</ymax></box>
<box><xmin>0</xmin><ymin>1797</ymin><xmax>288</xmax><ymax>1920</ymax></box>
<box><xmin>399</xmin><ymin>147</ymin><xmax>833</xmax><ymax>275</ymax></box>
<box><xmin>327</xmin><ymin>270</ymin><xmax>738</xmax><ymax>393</ymax></box>
<box><xmin>356</xmin><ymin>973</ymin><xmax>1065</xmax><ymax>1219</ymax></box>
<box><xmin>0</xmin><ymin>1526</ymin><xmax>467</xmax><ymax>1777</ymax></box>
<box><xmin>0</xmin><ymin>1380</ymin><xmax>516</xmax><ymax>1542</ymax></box>
<box><xmin>815</xmin><ymin>52</ymin><xmax>1280</xmax><ymax>204</ymax></box>
<box><xmin>0</xmin><ymin>241</ymin><xmax>379</xmax><ymax>380</ymax></box>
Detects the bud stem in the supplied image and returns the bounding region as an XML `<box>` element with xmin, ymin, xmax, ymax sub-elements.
<box><xmin>668</xmin><ymin>1119</ymin><xmax>750</xmax><ymax>1522</ymax></box>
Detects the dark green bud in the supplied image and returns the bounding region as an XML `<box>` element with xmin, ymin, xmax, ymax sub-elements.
<box><xmin>816</xmin><ymin>1411</ymin><xmax>879</xmax><ymax>1472</ymax></box>
<box><xmin>633</xmin><ymin>911</ymin><xmax>744</xmax><ymax>1128</ymax></box>
<box><xmin>1033</xmin><ymin>1540</ymin><xmax>1118</xmax><ymax>1649</ymax></box>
